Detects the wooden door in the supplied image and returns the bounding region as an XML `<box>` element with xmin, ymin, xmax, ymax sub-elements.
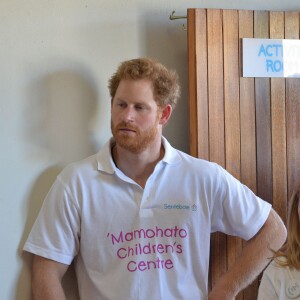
<box><xmin>188</xmin><ymin>8</ymin><xmax>300</xmax><ymax>299</ymax></box>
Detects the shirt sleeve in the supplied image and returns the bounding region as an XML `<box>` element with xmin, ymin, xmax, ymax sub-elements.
<box><xmin>23</xmin><ymin>176</ymin><xmax>81</xmax><ymax>265</ymax></box>
<box><xmin>210</xmin><ymin>164</ymin><xmax>272</xmax><ymax>240</ymax></box>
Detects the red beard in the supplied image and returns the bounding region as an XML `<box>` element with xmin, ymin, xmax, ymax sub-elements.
<box><xmin>111</xmin><ymin>120</ymin><xmax>158</xmax><ymax>154</ymax></box>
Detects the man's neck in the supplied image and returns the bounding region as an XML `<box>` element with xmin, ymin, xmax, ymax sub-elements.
<box><xmin>112</xmin><ymin>139</ymin><xmax>164</xmax><ymax>188</ymax></box>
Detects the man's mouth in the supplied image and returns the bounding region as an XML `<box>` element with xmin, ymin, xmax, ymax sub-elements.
<box><xmin>119</xmin><ymin>128</ymin><xmax>136</xmax><ymax>133</ymax></box>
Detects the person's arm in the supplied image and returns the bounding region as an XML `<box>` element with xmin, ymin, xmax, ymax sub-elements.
<box><xmin>208</xmin><ymin>208</ymin><xmax>287</xmax><ymax>300</ymax></box>
<box><xmin>31</xmin><ymin>254</ymin><xmax>69</xmax><ymax>300</ymax></box>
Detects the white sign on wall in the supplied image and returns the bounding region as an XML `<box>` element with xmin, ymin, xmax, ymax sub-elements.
<box><xmin>243</xmin><ymin>38</ymin><xmax>300</xmax><ymax>78</ymax></box>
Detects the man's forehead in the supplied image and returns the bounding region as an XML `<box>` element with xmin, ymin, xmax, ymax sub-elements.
<box><xmin>114</xmin><ymin>79</ymin><xmax>156</xmax><ymax>102</ymax></box>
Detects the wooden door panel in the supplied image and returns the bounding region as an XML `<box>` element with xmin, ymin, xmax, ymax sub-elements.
<box><xmin>270</xmin><ymin>12</ymin><xmax>287</xmax><ymax>222</ymax></box>
<box><xmin>239</xmin><ymin>11</ymin><xmax>257</xmax><ymax>195</ymax></box>
<box><xmin>207</xmin><ymin>9</ymin><xmax>225</xmax><ymax>167</ymax></box>
<box><xmin>187</xmin><ymin>9</ymin><xmax>209</xmax><ymax>160</ymax></box>
<box><xmin>285</xmin><ymin>12</ymin><xmax>300</xmax><ymax>201</ymax></box>
<box><xmin>239</xmin><ymin>10</ymin><xmax>257</xmax><ymax>196</ymax></box>
<box><xmin>223</xmin><ymin>9</ymin><xmax>243</xmax><ymax>300</ymax></box>
<box><xmin>188</xmin><ymin>8</ymin><xmax>300</xmax><ymax>298</ymax></box>
<box><xmin>254</xmin><ymin>11</ymin><xmax>273</xmax><ymax>204</ymax></box>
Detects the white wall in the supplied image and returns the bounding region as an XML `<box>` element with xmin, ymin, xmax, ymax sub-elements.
<box><xmin>1</xmin><ymin>1</ymin><xmax>299</xmax><ymax>299</ymax></box>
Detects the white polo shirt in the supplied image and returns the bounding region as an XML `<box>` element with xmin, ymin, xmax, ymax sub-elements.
<box><xmin>24</xmin><ymin>137</ymin><xmax>271</xmax><ymax>300</ymax></box>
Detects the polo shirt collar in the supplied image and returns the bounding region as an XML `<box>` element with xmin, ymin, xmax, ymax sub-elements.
<box><xmin>97</xmin><ymin>136</ymin><xmax>182</xmax><ymax>174</ymax></box>
<box><xmin>161</xmin><ymin>136</ymin><xmax>182</xmax><ymax>165</ymax></box>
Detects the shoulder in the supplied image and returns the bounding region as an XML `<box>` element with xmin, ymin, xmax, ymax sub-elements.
<box><xmin>258</xmin><ymin>258</ymin><xmax>287</xmax><ymax>300</ymax></box>
<box><xmin>174</xmin><ymin>151</ymin><xmax>227</xmax><ymax>187</ymax></box>
<box><xmin>58</xmin><ymin>139</ymin><xmax>113</xmax><ymax>180</ymax></box>
<box><xmin>164</xmin><ymin>139</ymin><xmax>221</xmax><ymax>175</ymax></box>
<box><xmin>263</xmin><ymin>258</ymin><xmax>287</xmax><ymax>278</ymax></box>
<box><xmin>58</xmin><ymin>152</ymin><xmax>99</xmax><ymax>184</ymax></box>
<box><xmin>175</xmin><ymin>150</ymin><xmax>236</xmax><ymax>187</ymax></box>
<box><xmin>163</xmin><ymin>138</ymin><xmax>233</xmax><ymax>191</ymax></box>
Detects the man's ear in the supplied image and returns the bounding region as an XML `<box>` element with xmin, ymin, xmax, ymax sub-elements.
<box><xmin>159</xmin><ymin>104</ymin><xmax>172</xmax><ymax>125</ymax></box>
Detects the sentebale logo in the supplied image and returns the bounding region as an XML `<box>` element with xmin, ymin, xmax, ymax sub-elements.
<box><xmin>164</xmin><ymin>204</ymin><xmax>197</xmax><ymax>211</ymax></box>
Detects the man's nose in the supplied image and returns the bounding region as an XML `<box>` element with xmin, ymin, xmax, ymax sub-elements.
<box><xmin>122</xmin><ymin>106</ymin><xmax>135</xmax><ymax>121</ymax></box>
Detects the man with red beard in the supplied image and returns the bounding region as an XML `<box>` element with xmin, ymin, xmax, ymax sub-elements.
<box><xmin>24</xmin><ymin>58</ymin><xmax>286</xmax><ymax>300</ymax></box>
<box><xmin>110</xmin><ymin>74</ymin><xmax>172</xmax><ymax>188</ymax></box>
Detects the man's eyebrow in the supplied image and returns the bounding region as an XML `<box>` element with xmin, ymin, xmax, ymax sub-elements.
<box><xmin>114</xmin><ymin>98</ymin><xmax>126</xmax><ymax>102</ymax></box>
